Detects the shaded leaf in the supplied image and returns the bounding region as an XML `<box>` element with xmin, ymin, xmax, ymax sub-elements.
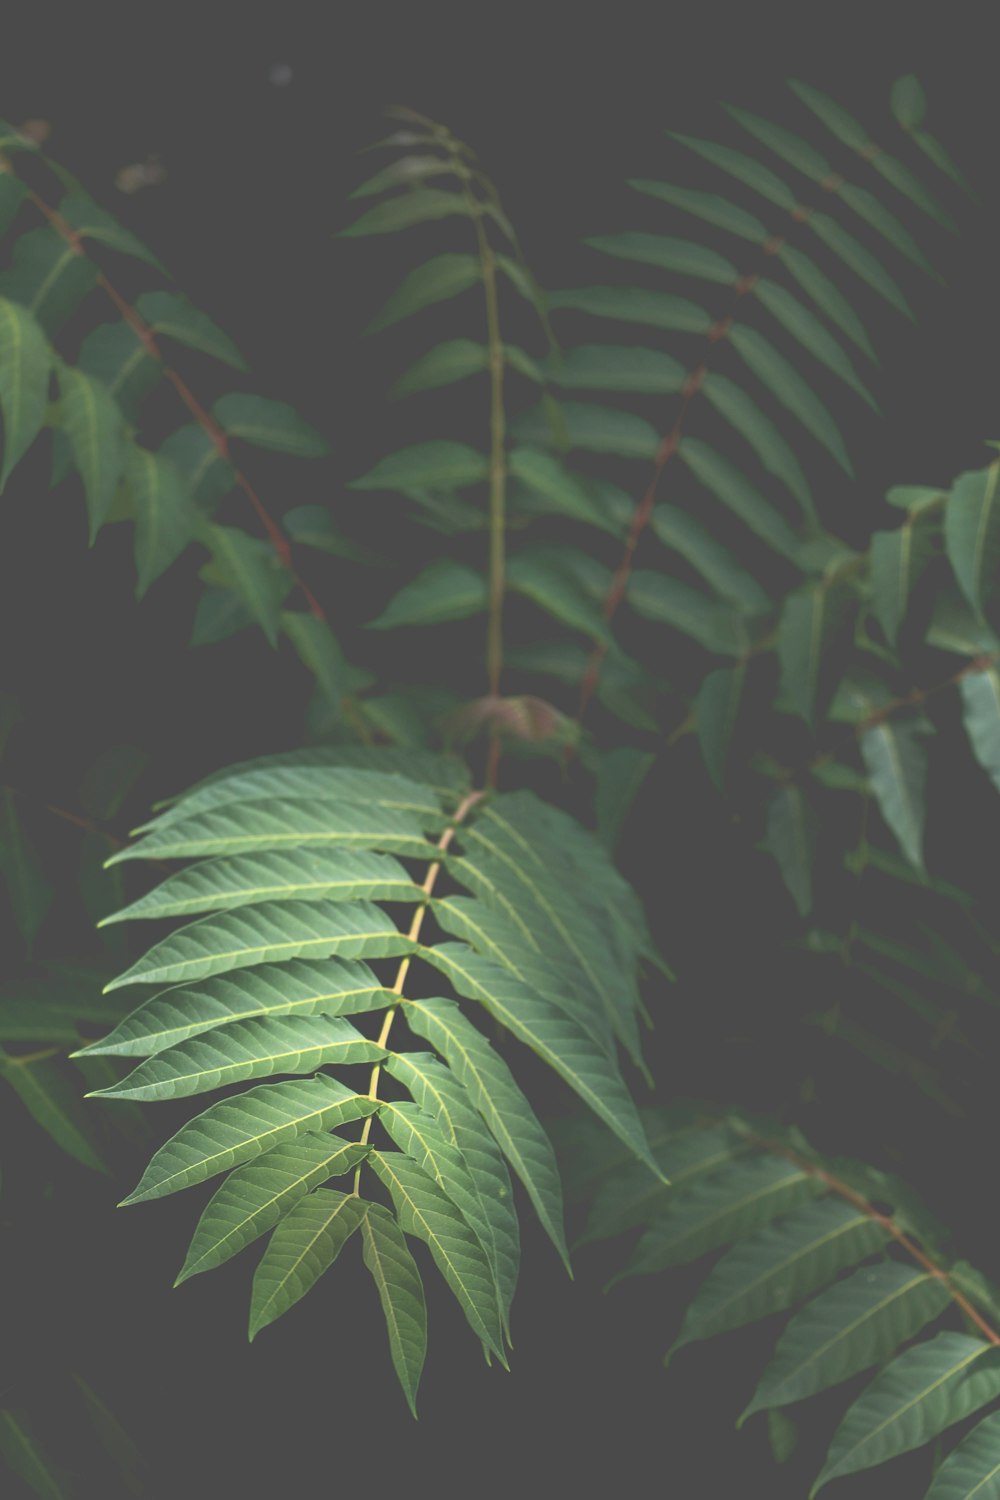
<box><xmin>368</xmin><ymin>559</ymin><xmax>487</xmax><ymax>629</ymax></box>
<box><xmin>212</xmin><ymin>394</ymin><xmax>327</xmax><ymax>457</ymax></box>
<box><xmin>0</xmin><ymin>296</ymin><xmax>52</xmax><ymax>489</ymax></box>
<box><xmin>57</xmin><ymin>364</ymin><xmax>127</xmax><ymax>543</ymax></box>
<box><xmin>945</xmin><ymin>465</ymin><xmax>1000</xmax><ymax>617</ymax></box>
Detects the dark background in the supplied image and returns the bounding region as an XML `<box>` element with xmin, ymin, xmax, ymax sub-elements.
<box><xmin>2</xmin><ymin>6</ymin><xmax>999</xmax><ymax>1497</ymax></box>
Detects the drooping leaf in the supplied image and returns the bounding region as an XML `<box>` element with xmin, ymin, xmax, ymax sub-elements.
<box><xmin>369</xmin><ymin>1149</ymin><xmax>506</xmax><ymax>1360</ymax></box>
<box><xmin>750</xmin><ymin>279</ymin><xmax>877</xmax><ymax>408</ymax></box>
<box><xmin>870</xmin><ymin>513</ymin><xmax>937</xmax><ymax>645</ymax></box>
<box><xmin>134</xmin><ymin>290</ymin><xmax>248</xmax><ymax>370</ymax></box>
<box><xmin>777</xmin><ymin>244</ymin><xmax>877</xmax><ymax>360</ymax></box>
<box><xmin>652</xmin><ymin>505</ymin><xmax>770</xmax><ymax>616</ymax></box>
<box><xmin>58</xmin><ymin>193</ymin><xmax>166</xmax><ymax>271</ymax></box>
<box><xmin>760</xmin><ymin>784</ymin><xmax>819</xmax><ymax>917</ymax></box>
<box><xmin>727</xmin><ymin>324</ymin><xmax>853</xmax><ymax>472</ymax></box>
<box><xmin>0</xmin><ymin>1049</ymin><xmax>109</xmax><ymax>1172</ymax></box>
<box><xmin>944</xmin><ymin>464</ymin><xmax>1000</xmax><ymax>617</ymax></box>
<box><xmin>679</xmin><ymin>439</ymin><xmax>801</xmax><ymax>559</ymax></box>
<box><xmin>212</xmin><ymin>394</ymin><xmax>327</xmax><ymax>457</ymax></box>
<box><xmin>627</xmin><ymin>571</ymin><xmax>745</xmax><ymax>655</ymax></box>
<box><xmin>0</xmin><ymin>1407</ymin><xmax>73</xmax><ymax>1500</ymax></box>
<box><xmin>0</xmin><ymin>296</ymin><xmax>52</xmax><ymax>490</ymax></box>
<box><xmin>813</xmin><ymin>1334</ymin><xmax>1000</xmax><ymax>1496</ymax></box>
<box><xmin>0</xmin><ymin>788</ymin><xmax>53</xmax><ymax>952</ymax></box>
<box><xmin>120</xmin><ymin>1073</ymin><xmax>380</xmax><ymax>1204</ymax></box>
<box><xmin>859</xmin><ymin>713</ymin><xmax>932</xmax><ymax>872</ymax></box>
<box><xmin>248</xmin><ymin>1188</ymin><xmax>369</xmax><ymax>1339</ymax></box>
<box><xmin>777</xmin><ymin>582</ymin><xmax>855</xmax><ymax>729</ymax></box>
<box><xmin>127</xmin><ymin>446</ymin><xmax>200</xmax><ymax>597</ymax></box>
<box><xmin>176</xmin><ymin>1133</ymin><xmax>369</xmax><ymax>1282</ymax></box>
<box><xmin>56</xmin><ymin>364</ymin><xmax>127</xmax><ymax>543</ymax></box>
<box><xmin>158</xmin><ymin>424</ymin><xmax>235</xmax><ymax>510</ymax></box>
<box><xmin>350</xmin><ymin>154</ymin><xmax>458</xmax><ymax>198</ymax></box>
<box><xmin>743</xmin><ymin>1261</ymin><xmax>951</xmax><ymax>1419</ymax></box>
<box><xmin>668</xmin><ymin>132</ymin><xmax>797</xmax><ymax>211</ymax></box>
<box><xmin>404</xmin><ymin>995</ymin><xmax>569</xmax><ymax>1269</ymax></box>
<box><xmin>360</xmin><ymin>1201</ymin><xmax>427</xmax><ymax>1417</ymax></box>
<box><xmin>702</xmin><ymin>372</ymin><xmax>812</xmax><ymax>512</ymax></box>
<box><xmin>507</xmin><ymin>548</ymin><xmax>611</xmax><ymax>644</ymax></box>
<box><xmin>961</xmin><ymin>668</ymin><xmax>1000</xmax><ymax>795</ymax></box>
<box><xmin>340</xmin><ymin>188</ymin><xmax>475</xmax><ymax>237</ymax></box>
<box><xmin>0</xmin><ymin>227</ymin><xmax>99</xmax><ymax>334</ymax></box>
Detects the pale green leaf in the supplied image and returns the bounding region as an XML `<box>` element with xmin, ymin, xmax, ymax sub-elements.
<box><xmin>368</xmin><ymin>559</ymin><xmax>487</xmax><ymax>629</ymax></box>
<box><xmin>404</xmin><ymin>995</ymin><xmax>569</xmax><ymax>1269</ymax></box>
<box><xmin>177</xmin><ymin>1133</ymin><xmax>369</xmax><ymax>1282</ymax></box>
<box><xmin>104</xmin><ymin>899</ymin><xmax>411</xmax><ymax>991</ymax></box>
<box><xmin>350</xmin><ymin>154</ymin><xmax>457</xmax><ymax>198</ymax></box>
<box><xmin>961</xmin><ymin>669</ymin><xmax>1000</xmax><ymax>794</ymax></box>
<box><xmin>860</xmin><ymin>713</ymin><xmax>932</xmax><ymax>872</ymax></box>
<box><xmin>249</xmin><ymin>1187</ymin><xmax>368</xmax><ymax>1338</ymax></box>
<box><xmin>393</xmin><ymin>339</ymin><xmax>488</xmax><ymax>396</ymax></box>
<box><xmin>870</xmin><ymin>514</ymin><xmax>936</xmax><ymax>645</ymax></box>
<box><xmin>369</xmin><ymin>1149</ymin><xmax>506</xmax><ymax>1360</ymax></box>
<box><xmin>127</xmin><ymin>446</ymin><xmax>199</xmax><ymax>597</ymax></box>
<box><xmin>78</xmin><ymin>956</ymin><xmax>391</xmax><ymax>1058</ymax></box>
<box><xmin>120</xmin><ymin>1073</ymin><xmax>379</xmax><ymax>1203</ymax></box>
<box><xmin>202</xmin><ymin>524</ymin><xmax>285</xmax><ymax>646</ymax></box>
<box><xmin>340</xmin><ymin>188</ymin><xmax>474</xmax><ymax>237</ymax></box>
<box><xmin>91</xmin><ymin>1013</ymin><xmax>384</xmax><ymax>1102</ymax></box>
<box><xmin>366</xmin><ymin>254</ymin><xmax>480</xmax><ymax>333</ymax></box>
<box><xmin>360</xmin><ymin>1201</ymin><xmax>427</xmax><ymax>1417</ymax></box>
<box><xmin>925</xmin><ymin>1410</ymin><xmax>1000</xmax><ymax>1499</ymax></box>
<box><xmin>0</xmin><ymin>1408</ymin><xmax>72</xmax><ymax>1500</ymax></box>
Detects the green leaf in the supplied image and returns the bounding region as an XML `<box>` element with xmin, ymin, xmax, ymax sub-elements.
<box><xmin>393</xmin><ymin>339</ymin><xmax>489</xmax><ymax>396</ymax></box>
<box><xmin>134</xmin><ymin>291</ymin><xmax>248</xmax><ymax>370</ymax></box>
<box><xmin>248</xmin><ymin>1187</ymin><xmax>368</xmax><ymax>1339</ymax></box>
<box><xmin>201</xmin><ymin>525</ymin><xmax>287</xmax><ymax>645</ymax></box>
<box><xmin>350</xmin><ymin>154</ymin><xmax>457</xmax><ymax>198</ymax></box>
<box><xmin>0</xmin><ymin>788</ymin><xmax>53</xmax><ymax>953</ymax></box>
<box><xmin>0</xmin><ymin>297</ymin><xmax>52</xmax><ymax>489</ymax></box>
<box><xmin>282</xmin><ymin>613</ymin><xmax>357</xmax><ymax>716</ymax></box>
<box><xmin>593</xmin><ymin>747</ymin><xmax>655</xmax><ymax>851</ymax></box>
<box><xmin>725</xmin><ymin>104</ymin><xmax>831</xmax><ymax>181</ymax></box>
<box><xmin>886</xmin><ymin>484</ymin><xmax>945</xmax><ymax>513</ymax></box>
<box><xmin>961</xmin><ymin>669</ymin><xmax>1000</xmax><ymax>795</ymax></box>
<box><xmin>751</xmin><ymin>279</ymin><xmax>877</xmax><ymax>409</ymax></box>
<box><xmin>120</xmin><ymin>1073</ymin><xmax>379</xmax><ymax>1203</ymax></box>
<box><xmin>678</xmin><ymin>439</ymin><xmax>801</xmax><ymax>559</ymax></box>
<box><xmin>350</xmin><ymin>440</ymin><xmax>488</xmax><ymax>494</ymax></box>
<box><xmin>158</xmin><ymin>424</ymin><xmax>235</xmax><ymax>510</ymax></box>
<box><xmin>768</xmin><ymin>1409</ymin><xmax>799</xmax><ymax>1466</ymax></box>
<box><xmin>79</xmin><ymin>957</ymin><xmax>391</xmax><ymax>1058</ymax></box>
<box><xmin>387</xmin><ymin>1050</ymin><xmax>519</xmax><ymax>1329</ymax></box>
<box><xmin>368</xmin><ymin>559</ymin><xmax>487</xmax><ymax>629</ymax></box>
<box><xmin>0</xmin><ymin>227</ymin><xmax>99</xmax><ymax>334</ymax></box>
<box><xmin>587</xmin><ymin>231</ymin><xmax>738</xmax><ymax>285</ymax></box>
<box><xmin>176</xmin><ymin>1133</ymin><xmax>369</xmax><ymax>1282</ymax></box>
<box><xmin>760</xmin><ymin>784</ymin><xmax>819</xmax><ymax>917</ymax></box>
<box><xmin>777</xmin><ymin>244</ymin><xmax>877</xmax><ymax>361</ymax></box>
<box><xmin>507</xmin><ymin>548</ymin><xmax>611</xmax><ymax>644</ymax></box>
<box><xmin>422</xmin><ymin>938</ymin><xmax>659</xmax><ymax>1177</ymax></box>
<box><xmin>404</xmin><ymin>995</ymin><xmax>569</xmax><ymax>1269</ymax></box>
<box><xmin>743</xmin><ymin>1262</ymin><xmax>950</xmax><ymax>1419</ymax></box>
<box><xmin>58</xmin><ymin>193</ymin><xmax>165</xmax><ymax>271</ymax></box>
<box><xmin>702</xmin><ymin>373</ymin><xmax>812</xmax><ymax>512</ymax></box>
<box><xmin>628</xmin><ymin>178</ymin><xmax>766</xmax><ymax>241</ymax></box>
<box><xmin>369</xmin><ymin>1149</ymin><xmax>506</xmax><ymax>1360</ymax></box>
<box><xmin>546</xmin><ymin>285</ymin><xmax>711</xmax><ymax>334</ymax></box>
<box><xmin>104</xmin><ymin>899</ymin><xmax>411</xmax><ymax>991</ymax></box>
<box><xmin>360</xmin><ymin>1201</ymin><xmax>427</xmax><ymax>1417</ymax></box>
<box><xmin>870</xmin><ymin>514</ymin><xmax>937</xmax><ymax>645</ymax></box>
<box><xmin>0</xmin><ymin>1050</ymin><xmax>109</xmax><ymax>1171</ymax></box>
<box><xmin>0</xmin><ymin>171</ymin><xmax>27</xmax><ymax>235</ymax></box>
<box><xmin>212</xmin><ymin>395</ymin><xmax>327</xmax><ymax>457</ymax></box>
<box><xmin>282</xmin><ymin>505</ymin><xmax>377</xmax><ymax>562</ymax></box>
<box><xmin>57</xmin><ymin>365</ymin><xmax>127</xmax><ymax>543</ymax></box>
<box><xmin>615</xmin><ymin>1155</ymin><xmax>825</xmax><ymax>1281</ymax></box>
<box><xmin>127</xmin><ymin>446</ymin><xmax>200</xmax><ymax>597</ymax></box>
<box><xmin>0</xmin><ymin>963</ymin><xmax>124</xmax><ymax>1044</ymax></box>
<box><xmin>668</xmin><ymin>132</ymin><xmax>797</xmax><ymax>210</ymax></box>
<box><xmin>925</xmin><ymin>1410</ymin><xmax>1000</xmax><ymax>1499</ymax></box>
<box><xmin>627</xmin><ymin>571</ymin><xmax>745</xmax><ymax>654</ymax></box>
<box><xmin>696</xmin><ymin>666</ymin><xmax>746</xmax><ymax>790</ymax></box>
<box><xmin>778</xmin><ymin>583</ymin><xmax>854</xmax><ymax>729</ymax></box>
<box><xmin>0</xmin><ymin>1408</ymin><xmax>73</xmax><ymax>1500</ymax></box>
<box><xmin>509</xmin><ymin>447</ymin><xmax>621</xmax><ymax>534</ymax></box>
<box><xmin>672</xmin><ymin>1197</ymin><xmax>888</xmax><ymax>1352</ymax></box>
<box><xmin>580</xmin><ymin>1123</ymin><xmax>744</xmax><ymax>1244</ymax></box>
<box><xmin>91</xmin><ymin>1013</ymin><xmax>384</xmax><ymax>1102</ymax></box>
<box><xmin>79</xmin><ymin>745</ymin><xmax>147</xmax><ymax>822</ymax></box>
<box><xmin>546</xmin><ymin>343</ymin><xmax>686</xmax><ymax>395</ymax></box>
<box><xmin>945</xmin><ymin>465</ymin><xmax>1000</xmax><ymax>617</ymax></box>
<box><xmin>366</xmin><ymin>254</ymin><xmax>480</xmax><ymax>333</ymax></box>
<box><xmin>809</xmin><ymin>211</ymin><xmax>913</xmax><ymax>318</ymax></box>
<box><xmin>511</xmin><ymin>398</ymin><xmax>660</xmax><ymax>460</ymax></box>
<box><xmin>860</xmin><ymin>713</ymin><xmax>932</xmax><ymax>872</ymax></box>
<box><xmin>813</xmin><ymin>1333</ymin><xmax>1000</xmax><ymax>1495</ymax></box>
<box><xmin>340</xmin><ymin>188</ymin><xmax>475</xmax><ymax>237</ymax></box>
<box><xmin>104</xmin><ymin>847</ymin><xmax>419</xmax><ymax>925</ymax></box>
<box><xmin>727</xmin><ymin>324</ymin><xmax>852</xmax><ymax>472</ymax></box>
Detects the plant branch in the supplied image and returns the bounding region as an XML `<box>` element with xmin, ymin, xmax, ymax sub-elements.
<box><xmin>22</xmin><ymin>186</ymin><xmax>326</xmax><ymax>621</ymax></box>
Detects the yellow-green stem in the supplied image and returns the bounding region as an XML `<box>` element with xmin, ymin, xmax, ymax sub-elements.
<box><xmin>352</xmin><ymin>789</ymin><xmax>484</xmax><ymax>1193</ymax></box>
